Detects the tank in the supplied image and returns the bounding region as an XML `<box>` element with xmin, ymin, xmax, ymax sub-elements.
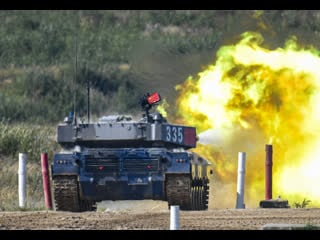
<box><xmin>51</xmin><ymin>92</ymin><xmax>212</xmax><ymax>212</ymax></box>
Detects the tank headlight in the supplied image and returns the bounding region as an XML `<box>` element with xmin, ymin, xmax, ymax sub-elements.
<box><xmin>176</xmin><ymin>159</ymin><xmax>186</xmax><ymax>163</ymax></box>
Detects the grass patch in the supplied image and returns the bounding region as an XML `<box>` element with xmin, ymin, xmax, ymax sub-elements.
<box><xmin>0</xmin><ymin>123</ymin><xmax>59</xmax><ymax>211</ymax></box>
<box><xmin>293</xmin><ymin>198</ymin><xmax>311</xmax><ymax>208</ymax></box>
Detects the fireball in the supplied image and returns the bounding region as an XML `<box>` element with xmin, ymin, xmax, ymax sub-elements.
<box><xmin>172</xmin><ymin>31</ymin><xmax>320</xmax><ymax>208</ymax></box>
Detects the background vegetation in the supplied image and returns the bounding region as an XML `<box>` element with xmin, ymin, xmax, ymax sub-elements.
<box><xmin>1</xmin><ymin>10</ymin><xmax>320</xmax><ymax>210</ymax></box>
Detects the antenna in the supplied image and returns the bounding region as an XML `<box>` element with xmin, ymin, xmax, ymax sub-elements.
<box><xmin>87</xmin><ymin>65</ymin><xmax>90</xmax><ymax>123</ymax></box>
<box><xmin>73</xmin><ymin>11</ymin><xmax>79</xmax><ymax>125</ymax></box>
<box><xmin>73</xmin><ymin>10</ymin><xmax>90</xmax><ymax>124</ymax></box>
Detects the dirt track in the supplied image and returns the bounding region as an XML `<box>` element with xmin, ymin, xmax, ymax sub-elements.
<box><xmin>1</xmin><ymin>200</ymin><xmax>320</xmax><ymax>230</ymax></box>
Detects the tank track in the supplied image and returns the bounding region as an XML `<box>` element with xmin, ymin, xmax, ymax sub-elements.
<box><xmin>191</xmin><ymin>177</ymin><xmax>209</xmax><ymax>210</ymax></box>
<box><xmin>53</xmin><ymin>175</ymin><xmax>96</xmax><ymax>212</ymax></box>
<box><xmin>165</xmin><ymin>174</ymin><xmax>209</xmax><ymax>211</ymax></box>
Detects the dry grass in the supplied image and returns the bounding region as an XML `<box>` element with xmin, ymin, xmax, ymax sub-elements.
<box><xmin>0</xmin><ymin>158</ymin><xmax>47</xmax><ymax>211</ymax></box>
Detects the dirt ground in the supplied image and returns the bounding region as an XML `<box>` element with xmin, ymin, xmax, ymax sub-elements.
<box><xmin>1</xmin><ymin>200</ymin><xmax>320</xmax><ymax>230</ymax></box>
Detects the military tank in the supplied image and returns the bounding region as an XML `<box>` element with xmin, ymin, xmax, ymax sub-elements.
<box><xmin>51</xmin><ymin>92</ymin><xmax>212</xmax><ymax>212</ymax></box>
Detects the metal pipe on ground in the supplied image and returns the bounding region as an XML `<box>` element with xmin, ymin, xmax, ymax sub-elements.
<box><xmin>265</xmin><ymin>144</ymin><xmax>272</xmax><ymax>200</ymax></box>
<box><xmin>259</xmin><ymin>144</ymin><xmax>289</xmax><ymax>208</ymax></box>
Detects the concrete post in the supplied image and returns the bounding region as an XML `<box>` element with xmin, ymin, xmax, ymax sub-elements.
<box><xmin>18</xmin><ymin>153</ymin><xmax>27</xmax><ymax>208</ymax></box>
<box><xmin>41</xmin><ymin>152</ymin><xmax>53</xmax><ymax>210</ymax></box>
<box><xmin>236</xmin><ymin>152</ymin><xmax>246</xmax><ymax>209</ymax></box>
<box><xmin>170</xmin><ymin>205</ymin><xmax>180</xmax><ymax>230</ymax></box>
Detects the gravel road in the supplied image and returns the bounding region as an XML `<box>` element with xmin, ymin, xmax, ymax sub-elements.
<box><xmin>1</xmin><ymin>200</ymin><xmax>320</xmax><ymax>230</ymax></box>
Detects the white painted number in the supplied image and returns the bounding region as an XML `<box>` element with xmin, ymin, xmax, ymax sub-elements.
<box><xmin>172</xmin><ymin>127</ymin><xmax>177</xmax><ymax>142</ymax></box>
<box><xmin>166</xmin><ymin>126</ymin><xmax>183</xmax><ymax>143</ymax></box>
<box><xmin>177</xmin><ymin>127</ymin><xmax>183</xmax><ymax>143</ymax></box>
<box><xmin>166</xmin><ymin>126</ymin><xmax>171</xmax><ymax>141</ymax></box>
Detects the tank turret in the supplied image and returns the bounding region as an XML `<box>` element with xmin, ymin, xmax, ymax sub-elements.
<box><xmin>57</xmin><ymin>92</ymin><xmax>197</xmax><ymax>149</ymax></box>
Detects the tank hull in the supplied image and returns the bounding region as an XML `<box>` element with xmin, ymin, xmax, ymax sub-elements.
<box><xmin>51</xmin><ymin>147</ymin><xmax>211</xmax><ymax>211</ymax></box>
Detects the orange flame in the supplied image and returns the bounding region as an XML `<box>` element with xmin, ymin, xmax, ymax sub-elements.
<box><xmin>173</xmin><ymin>31</ymin><xmax>320</xmax><ymax>208</ymax></box>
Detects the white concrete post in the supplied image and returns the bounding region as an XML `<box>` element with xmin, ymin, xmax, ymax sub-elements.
<box><xmin>170</xmin><ymin>205</ymin><xmax>180</xmax><ymax>230</ymax></box>
<box><xmin>18</xmin><ymin>153</ymin><xmax>27</xmax><ymax>208</ymax></box>
<box><xmin>236</xmin><ymin>152</ymin><xmax>246</xmax><ymax>209</ymax></box>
